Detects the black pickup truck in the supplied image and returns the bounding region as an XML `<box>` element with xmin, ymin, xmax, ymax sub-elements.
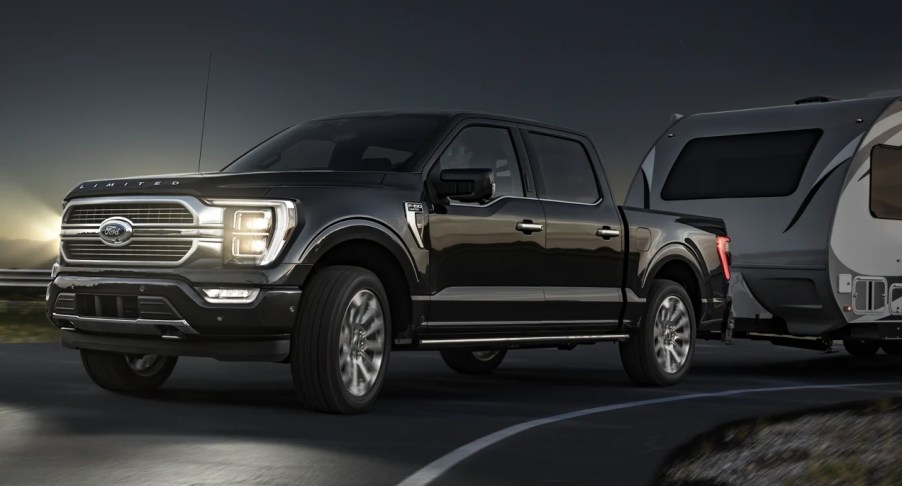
<box><xmin>47</xmin><ymin>112</ymin><xmax>731</xmax><ymax>413</ymax></box>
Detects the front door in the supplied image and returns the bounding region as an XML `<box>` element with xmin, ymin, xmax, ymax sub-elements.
<box><xmin>425</xmin><ymin>123</ymin><xmax>546</xmax><ymax>326</ymax></box>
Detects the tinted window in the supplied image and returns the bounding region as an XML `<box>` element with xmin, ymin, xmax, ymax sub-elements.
<box><xmin>661</xmin><ymin>129</ymin><xmax>822</xmax><ymax>200</ymax></box>
<box><xmin>871</xmin><ymin>144</ymin><xmax>902</xmax><ymax>219</ymax></box>
<box><xmin>434</xmin><ymin>126</ymin><xmax>524</xmax><ymax>199</ymax></box>
<box><xmin>529</xmin><ymin>133</ymin><xmax>600</xmax><ymax>203</ymax></box>
<box><xmin>223</xmin><ymin>115</ymin><xmax>445</xmax><ymax>173</ymax></box>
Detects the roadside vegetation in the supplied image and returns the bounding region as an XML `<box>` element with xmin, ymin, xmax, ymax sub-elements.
<box><xmin>657</xmin><ymin>399</ymin><xmax>902</xmax><ymax>486</ymax></box>
<box><xmin>0</xmin><ymin>290</ymin><xmax>57</xmax><ymax>343</ymax></box>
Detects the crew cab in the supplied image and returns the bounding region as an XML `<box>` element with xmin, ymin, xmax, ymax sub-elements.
<box><xmin>47</xmin><ymin>112</ymin><xmax>731</xmax><ymax>413</ymax></box>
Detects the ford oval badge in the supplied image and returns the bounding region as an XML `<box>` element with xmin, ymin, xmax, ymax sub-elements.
<box><xmin>98</xmin><ymin>218</ymin><xmax>134</xmax><ymax>247</ymax></box>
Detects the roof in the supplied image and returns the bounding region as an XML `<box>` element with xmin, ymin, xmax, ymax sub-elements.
<box><xmin>684</xmin><ymin>95</ymin><xmax>900</xmax><ymax>122</ymax></box>
<box><xmin>310</xmin><ymin>110</ymin><xmax>588</xmax><ymax>137</ymax></box>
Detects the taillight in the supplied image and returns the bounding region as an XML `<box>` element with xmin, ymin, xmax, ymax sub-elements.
<box><xmin>716</xmin><ymin>236</ymin><xmax>731</xmax><ymax>280</ymax></box>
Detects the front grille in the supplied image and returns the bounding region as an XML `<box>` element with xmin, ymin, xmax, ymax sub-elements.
<box><xmin>65</xmin><ymin>203</ymin><xmax>193</xmax><ymax>225</ymax></box>
<box><xmin>63</xmin><ymin>240</ymin><xmax>193</xmax><ymax>263</ymax></box>
<box><xmin>60</xmin><ymin>196</ymin><xmax>223</xmax><ymax>266</ymax></box>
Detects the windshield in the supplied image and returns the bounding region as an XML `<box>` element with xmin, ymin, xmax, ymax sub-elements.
<box><xmin>223</xmin><ymin>114</ymin><xmax>447</xmax><ymax>173</ymax></box>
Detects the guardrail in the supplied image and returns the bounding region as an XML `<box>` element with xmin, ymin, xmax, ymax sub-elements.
<box><xmin>0</xmin><ymin>269</ymin><xmax>52</xmax><ymax>288</ymax></box>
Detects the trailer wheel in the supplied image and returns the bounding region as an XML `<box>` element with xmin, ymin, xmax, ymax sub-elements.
<box><xmin>440</xmin><ymin>350</ymin><xmax>506</xmax><ymax>374</ymax></box>
<box><xmin>842</xmin><ymin>339</ymin><xmax>881</xmax><ymax>357</ymax></box>
<box><xmin>291</xmin><ymin>266</ymin><xmax>391</xmax><ymax>414</ymax></box>
<box><xmin>880</xmin><ymin>341</ymin><xmax>902</xmax><ymax>356</ymax></box>
<box><xmin>80</xmin><ymin>350</ymin><xmax>177</xmax><ymax>393</ymax></box>
<box><xmin>620</xmin><ymin>279</ymin><xmax>696</xmax><ymax>386</ymax></box>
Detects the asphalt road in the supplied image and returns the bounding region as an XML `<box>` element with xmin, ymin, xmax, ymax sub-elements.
<box><xmin>1</xmin><ymin>340</ymin><xmax>900</xmax><ymax>486</ymax></box>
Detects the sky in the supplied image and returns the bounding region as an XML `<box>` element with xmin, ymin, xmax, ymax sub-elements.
<box><xmin>2</xmin><ymin>0</ymin><xmax>902</xmax><ymax>266</ymax></box>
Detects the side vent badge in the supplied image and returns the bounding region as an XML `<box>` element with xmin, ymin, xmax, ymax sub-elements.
<box><xmin>404</xmin><ymin>202</ymin><xmax>426</xmax><ymax>248</ymax></box>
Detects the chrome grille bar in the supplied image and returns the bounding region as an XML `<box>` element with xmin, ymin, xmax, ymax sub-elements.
<box><xmin>65</xmin><ymin>204</ymin><xmax>194</xmax><ymax>225</ymax></box>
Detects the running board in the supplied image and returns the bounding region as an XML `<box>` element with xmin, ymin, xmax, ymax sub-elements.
<box><xmin>419</xmin><ymin>334</ymin><xmax>630</xmax><ymax>346</ymax></box>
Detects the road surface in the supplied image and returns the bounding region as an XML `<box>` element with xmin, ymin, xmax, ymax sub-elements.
<box><xmin>1</xmin><ymin>340</ymin><xmax>899</xmax><ymax>485</ymax></box>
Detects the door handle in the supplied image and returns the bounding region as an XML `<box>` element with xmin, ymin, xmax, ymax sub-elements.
<box><xmin>597</xmin><ymin>227</ymin><xmax>621</xmax><ymax>239</ymax></box>
<box><xmin>516</xmin><ymin>221</ymin><xmax>544</xmax><ymax>233</ymax></box>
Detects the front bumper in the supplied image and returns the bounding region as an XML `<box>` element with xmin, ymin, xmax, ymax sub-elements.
<box><xmin>47</xmin><ymin>276</ymin><xmax>301</xmax><ymax>361</ymax></box>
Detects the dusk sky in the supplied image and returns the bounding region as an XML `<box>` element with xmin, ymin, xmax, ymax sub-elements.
<box><xmin>2</xmin><ymin>0</ymin><xmax>902</xmax><ymax>265</ymax></box>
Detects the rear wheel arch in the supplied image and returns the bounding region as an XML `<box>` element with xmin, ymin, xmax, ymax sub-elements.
<box><xmin>644</xmin><ymin>246</ymin><xmax>706</xmax><ymax>322</ymax></box>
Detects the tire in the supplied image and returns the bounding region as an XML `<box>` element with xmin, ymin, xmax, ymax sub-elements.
<box><xmin>80</xmin><ymin>350</ymin><xmax>177</xmax><ymax>393</ymax></box>
<box><xmin>440</xmin><ymin>349</ymin><xmax>506</xmax><ymax>374</ymax></box>
<box><xmin>291</xmin><ymin>266</ymin><xmax>391</xmax><ymax>414</ymax></box>
<box><xmin>843</xmin><ymin>339</ymin><xmax>881</xmax><ymax>357</ymax></box>
<box><xmin>880</xmin><ymin>341</ymin><xmax>902</xmax><ymax>356</ymax></box>
<box><xmin>619</xmin><ymin>279</ymin><xmax>696</xmax><ymax>386</ymax></box>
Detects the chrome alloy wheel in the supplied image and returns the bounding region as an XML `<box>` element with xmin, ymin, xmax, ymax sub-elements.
<box><xmin>653</xmin><ymin>295</ymin><xmax>691</xmax><ymax>374</ymax></box>
<box><xmin>124</xmin><ymin>354</ymin><xmax>166</xmax><ymax>377</ymax></box>
<box><xmin>338</xmin><ymin>289</ymin><xmax>386</xmax><ymax>396</ymax></box>
<box><xmin>471</xmin><ymin>350</ymin><xmax>501</xmax><ymax>361</ymax></box>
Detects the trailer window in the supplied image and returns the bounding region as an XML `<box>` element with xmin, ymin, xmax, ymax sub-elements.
<box><xmin>661</xmin><ymin>129</ymin><xmax>822</xmax><ymax>200</ymax></box>
<box><xmin>871</xmin><ymin>144</ymin><xmax>902</xmax><ymax>220</ymax></box>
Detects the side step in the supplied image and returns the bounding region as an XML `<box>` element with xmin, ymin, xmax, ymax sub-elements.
<box><xmin>419</xmin><ymin>333</ymin><xmax>629</xmax><ymax>347</ymax></box>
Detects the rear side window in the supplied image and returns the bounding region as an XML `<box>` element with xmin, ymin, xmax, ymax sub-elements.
<box><xmin>529</xmin><ymin>133</ymin><xmax>600</xmax><ymax>204</ymax></box>
<box><xmin>661</xmin><ymin>129</ymin><xmax>822</xmax><ymax>200</ymax></box>
<box><xmin>871</xmin><ymin>144</ymin><xmax>902</xmax><ymax>219</ymax></box>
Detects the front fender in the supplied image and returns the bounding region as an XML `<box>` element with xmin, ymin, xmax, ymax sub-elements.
<box><xmin>297</xmin><ymin>218</ymin><xmax>424</xmax><ymax>292</ymax></box>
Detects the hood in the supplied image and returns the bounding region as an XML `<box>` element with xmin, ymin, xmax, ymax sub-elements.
<box><xmin>65</xmin><ymin>171</ymin><xmax>395</xmax><ymax>200</ymax></box>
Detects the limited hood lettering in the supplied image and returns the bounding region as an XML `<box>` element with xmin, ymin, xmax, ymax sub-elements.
<box><xmin>77</xmin><ymin>180</ymin><xmax>181</xmax><ymax>190</ymax></box>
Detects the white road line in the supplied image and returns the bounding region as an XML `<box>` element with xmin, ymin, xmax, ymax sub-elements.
<box><xmin>397</xmin><ymin>382</ymin><xmax>901</xmax><ymax>486</ymax></box>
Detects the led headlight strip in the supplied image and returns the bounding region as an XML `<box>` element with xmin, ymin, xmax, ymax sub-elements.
<box><xmin>209</xmin><ymin>199</ymin><xmax>297</xmax><ymax>266</ymax></box>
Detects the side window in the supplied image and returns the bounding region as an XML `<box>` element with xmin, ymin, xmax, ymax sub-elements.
<box><xmin>871</xmin><ymin>144</ymin><xmax>902</xmax><ymax>219</ymax></box>
<box><xmin>661</xmin><ymin>129</ymin><xmax>822</xmax><ymax>200</ymax></box>
<box><xmin>434</xmin><ymin>126</ymin><xmax>524</xmax><ymax>199</ymax></box>
<box><xmin>529</xmin><ymin>133</ymin><xmax>600</xmax><ymax>204</ymax></box>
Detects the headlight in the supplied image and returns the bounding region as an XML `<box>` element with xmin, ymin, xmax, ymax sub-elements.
<box><xmin>211</xmin><ymin>199</ymin><xmax>297</xmax><ymax>266</ymax></box>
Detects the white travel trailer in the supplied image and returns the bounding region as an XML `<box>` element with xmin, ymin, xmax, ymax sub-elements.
<box><xmin>625</xmin><ymin>95</ymin><xmax>902</xmax><ymax>356</ymax></box>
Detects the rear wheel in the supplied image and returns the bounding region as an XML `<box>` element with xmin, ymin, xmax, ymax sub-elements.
<box><xmin>843</xmin><ymin>339</ymin><xmax>881</xmax><ymax>357</ymax></box>
<box><xmin>291</xmin><ymin>266</ymin><xmax>391</xmax><ymax>414</ymax></box>
<box><xmin>620</xmin><ymin>279</ymin><xmax>696</xmax><ymax>386</ymax></box>
<box><xmin>440</xmin><ymin>349</ymin><xmax>506</xmax><ymax>374</ymax></box>
<box><xmin>881</xmin><ymin>341</ymin><xmax>902</xmax><ymax>356</ymax></box>
<box><xmin>80</xmin><ymin>350</ymin><xmax>177</xmax><ymax>392</ymax></box>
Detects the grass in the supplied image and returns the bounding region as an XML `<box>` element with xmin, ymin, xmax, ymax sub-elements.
<box><xmin>0</xmin><ymin>298</ymin><xmax>59</xmax><ymax>343</ymax></box>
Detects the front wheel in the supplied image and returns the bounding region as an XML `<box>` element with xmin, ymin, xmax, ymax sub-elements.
<box><xmin>80</xmin><ymin>350</ymin><xmax>177</xmax><ymax>393</ymax></box>
<box><xmin>881</xmin><ymin>341</ymin><xmax>902</xmax><ymax>356</ymax></box>
<box><xmin>843</xmin><ymin>339</ymin><xmax>881</xmax><ymax>357</ymax></box>
<box><xmin>291</xmin><ymin>266</ymin><xmax>391</xmax><ymax>414</ymax></box>
<box><xmin>441</xmin><ymin>349</ymin><xmax>507</xmax><ymax>374</ymax></box>
<box><xmin>619</xmin><ymin>279</ymin><xmax>696</xmax><ymax>386</ymax></box>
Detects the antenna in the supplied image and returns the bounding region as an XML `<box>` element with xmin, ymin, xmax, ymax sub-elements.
<box><xmin>197</xmin><ymin>53</ymin><xmax>213</xmax><ymax>173</ymax></box>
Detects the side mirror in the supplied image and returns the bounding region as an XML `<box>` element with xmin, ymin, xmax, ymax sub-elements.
<box><xmin>433</xmin><ymin>168</ymin><xmax>495</xmax><ymax>203</ymax></box>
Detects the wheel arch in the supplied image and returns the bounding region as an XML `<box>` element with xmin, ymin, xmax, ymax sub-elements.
<box><xmin>299</xmin><ymin>219</ymin><xmax>421</xmax><ymax>340</ymax></box>
<box><xmin>643</xmin><ymin>244</ymin><xmax>707</xmax><ymax>323</ymax></box>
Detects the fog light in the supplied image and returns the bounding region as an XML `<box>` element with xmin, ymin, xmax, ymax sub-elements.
<box><xmin>199</xmin><ymin>288</ymin><xmax>260</xmax><ymax>304</ymax></box>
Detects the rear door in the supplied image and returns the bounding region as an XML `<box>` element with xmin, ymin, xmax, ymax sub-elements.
<box><xmin>424</xmin><ymin>121</ymin><xmax>547</xmax><ymax>326</ymax></box>
<box><xmin>523</xmin><ymin>128</ymin><xmax>625</xmax><ymax>329</ymax></box>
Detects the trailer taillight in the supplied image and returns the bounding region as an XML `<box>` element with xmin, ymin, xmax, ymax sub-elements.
<box><xmin>716</xmin><ymin>236</ymin><xmax>731</xmax><ymax>281</ymax></box>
